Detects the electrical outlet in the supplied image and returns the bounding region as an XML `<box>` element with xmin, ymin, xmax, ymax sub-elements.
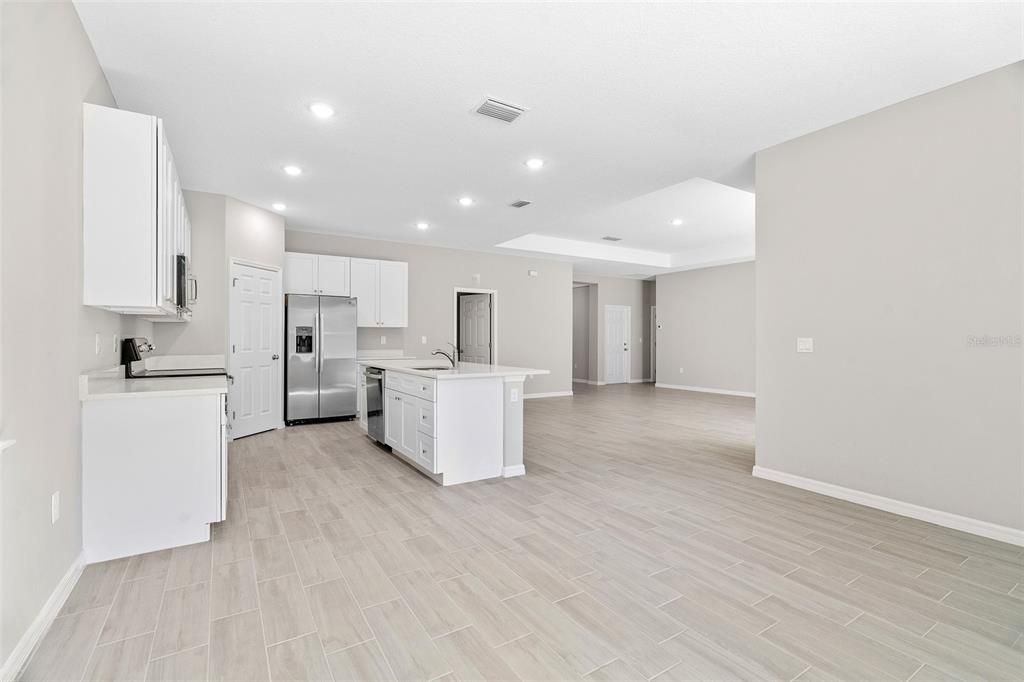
<box><xmin>796</xmin><ymin>337</ymin><xmax>814</xmax><ymax>353</ymax></box>
<box><xmin>94</xmin><ymin>332</ymin><xmax>101</xmax><ymax>355</ymax></box>
<box><xmin>380</xmin><ymin>335</ymin><xmax>387</xmax><ymax>345</ymax></box>
<box><xmin>51</xmin><ymin>491</ymin><xmax>60</xmax><ymax>524</ymax></box>
<box><xmin>113</xmin><ymin>334</ymin><xmax>120</xmax><ymax>354</ymax></box>
<box><xmin>510</xmin><ymin>388</ymin><xmax>519</xmax><ymax>402</ymax></box>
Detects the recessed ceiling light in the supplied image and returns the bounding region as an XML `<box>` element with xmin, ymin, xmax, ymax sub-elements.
<box><xmin>525</xmin><ymin>158</ymin><xmax>545</xmax><ymax>170</ymax></box>
<box><xmin>283</xmin><ymin>165</ymin><xmax>303</xmax><ymax>176</ymax></box>
<box><xmin>416</xmin><ymin>222</ymin><xmax>429</xmax><ymax>230</ymax></box>
<box><xmin>671</xmin><ymin>218</ymin><xmax>684</xmax><ymax>226</ymax></box>
<box><xmin>308</xmin><ymin>102</ymin><xmax>335</xmax><ymax>119</ymax></box>
<box><xmin>272</xmin><ymin>202</ymin><xmax>287</xmax><ymax>211</ymax></box>
<box><xmin>458</xmin><ymin>196</ymin><xmax>474</xmax><ymax>207</ymax></box>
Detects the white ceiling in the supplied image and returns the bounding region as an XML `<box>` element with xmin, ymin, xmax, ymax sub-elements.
<box><xmin>74</xmin><ymin>1</ymin><xmax>1023</xmax><ymax>277</ymax></box>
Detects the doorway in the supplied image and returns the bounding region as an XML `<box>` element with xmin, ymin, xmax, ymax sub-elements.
<box><xmin>604</xmin><ymin>304</ymin><xmax>631</xmax><ymax>384</ymax></box>
<box><xmin>229</xmin><ymin>260</ymin><xmax>283</xmax><ymax>438</ymax></box>
<box><xmin>650</xmin><ymin>305</ymin><xmax>657</xmax><ymax>383</ymax></box>
<box><xmin>454</xmin><ymin>288</ymin><xmax>496</xmax><ymax>364</ymax></box>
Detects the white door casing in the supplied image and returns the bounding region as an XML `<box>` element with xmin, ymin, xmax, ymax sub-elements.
<box><xmin>452</xmin><ymin>287</ymin><xmax>498</xmax><ymax>364</ymax></box>
<box><xmin>459</xmin><ymin>293</ymin><xmax>492</xmax><ymax>364</ymax></box>
<box><xmin>604</xmin><ymin>304</ymin><xmax>631</xmax><ymax>384</ymax></box>
<box><xmin>229</xmin><ymin>261</ymin><xmax>282</xmax><ymax>438</ymax></box>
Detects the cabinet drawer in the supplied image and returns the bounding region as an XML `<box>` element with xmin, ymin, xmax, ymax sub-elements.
<box><xmin>415</xmin><ymin>433</ymin><xmax>437</xmax><ymax>473</ymax></box>
<box><xmin>385</xmin><ymin>371</ymin><xmax>435</xmax><ymax>402</ymax></box>
<box><xmin>416</xmin><ymin>399</ymin><xmax>435</xmax><ymax>437</ymax></box>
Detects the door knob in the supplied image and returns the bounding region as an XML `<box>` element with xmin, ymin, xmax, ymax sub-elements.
<box><xmin>272</xmin><ymin>354</ymin><xmax>280</xmax><ymax>360</ymax></box>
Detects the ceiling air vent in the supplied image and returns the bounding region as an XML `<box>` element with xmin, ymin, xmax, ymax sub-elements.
<box><xmin>509</xmin><ymin>200</ymin><xmax>532</xmax><ymax>208</ymax></box>
<box><xmin>476</xmin><ymin>98</ymin><xmax>526</xmax><ymax>123</ymax></box>
<box><xmin>602</xmin><ymin>236</ymin><xmax>622</xmax><ymax>242</ymax></box>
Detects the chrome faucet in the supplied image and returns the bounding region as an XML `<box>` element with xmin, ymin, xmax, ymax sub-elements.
<box><xmin>431</xmin><ymin>342</ymin><xmax>459</xmax><ymax>368</ymax></box>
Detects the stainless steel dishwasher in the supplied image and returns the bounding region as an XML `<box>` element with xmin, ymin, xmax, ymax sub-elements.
<box><xmin>364</xmin><ymin>367</ymin><xmax>385</xmax><ymax>443</ymax></box>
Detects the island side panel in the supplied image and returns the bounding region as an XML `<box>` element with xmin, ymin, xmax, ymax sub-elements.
<box><xmin>502</xmin><ymin>377</ymin><xmax>526</xmax><ymax>477</ymax></box>
<box><xmin>436</xmin><ymin>377</ymin><xmax>503</xmax><ymax>485</ymax></box>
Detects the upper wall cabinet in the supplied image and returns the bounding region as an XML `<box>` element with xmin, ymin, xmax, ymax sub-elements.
<box><xmin>83</xmin><ymin>104</ymin><xmax>191</xmax><ymax>317</ymax></box>
<box><xmin>284</xmin><ymin>252</ymin><xmax>350</xmax><ymax>296</ymax></box>
<box><xmin>351</xmin><ymin>258</ymin><xmax>408</xmax><ymax>327</ymax></box>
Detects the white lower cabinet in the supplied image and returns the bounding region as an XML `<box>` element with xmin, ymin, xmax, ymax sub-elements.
<box><xmin>82</xmin><ymin>391</ymin><xmax>228</xmax><ymax>562</ymax></box>
<box><xmin>384</xmin><ymin>378</ymin><xmax>438</xmax><ymax>474</ymax></box>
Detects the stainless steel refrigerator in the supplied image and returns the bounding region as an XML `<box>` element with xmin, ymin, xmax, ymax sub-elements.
<box><xmin>285</xmin><ymin>295</ymin><xmax>358</xmax><ymax>424</ymax></box>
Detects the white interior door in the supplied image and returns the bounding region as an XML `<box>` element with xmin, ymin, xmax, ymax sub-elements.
<box><xmin>604</xmin><ymin>304</ymin><xmax>631</xmax><ymax>384</ymax></box>
<box><xmin>230</xmin><ymin>262</ymin><xmax>282</xmax><ymax>438</ymax></box>
<box><xmin>459</xmin><ymin>294</ymin><xmax>492</xmax><ymax>364</ymax></box>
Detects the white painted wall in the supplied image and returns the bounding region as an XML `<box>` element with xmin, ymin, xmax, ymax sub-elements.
<box><xmin>286</xmin><ymin>230</ymin><xmax>573</xmax><ymax>395</ymax></box>
<box><xmin>655</xmin><ymin>262</ymin><xmax>755</xmax><ymax>394</ymax></box>
<box><xmin>0</xmin><ymin>0</ymin><xmax>150</xmax><ymax>664</ymax></box>
<box><xmin>756</xmin><ymin>62</ymin><xmax>1023</xmax><ymax>531</ymax></box>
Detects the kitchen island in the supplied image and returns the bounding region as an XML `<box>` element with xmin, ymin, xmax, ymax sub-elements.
<box><xmin>358</xmin><ymin>359</ymin><xmax>549</xmax><ymax>485</ymax></box>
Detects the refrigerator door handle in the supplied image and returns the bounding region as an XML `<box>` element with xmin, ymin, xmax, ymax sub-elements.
<box><xmin>313</xmin><ymin>309</ymin><xmax>320</xmax><ymax>373</ymax></box>
<box><xmin>318</xmin><ymin>311</ymin><xmax>325</xmax><ymax>374</ymax></box>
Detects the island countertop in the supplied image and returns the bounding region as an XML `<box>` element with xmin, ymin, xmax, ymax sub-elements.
<box><xmin>358</xmin><ymin>358</ymin><xmax>550</xmax><ymax>380</ymax></box>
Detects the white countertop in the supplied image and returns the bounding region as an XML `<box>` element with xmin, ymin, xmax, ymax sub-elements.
<box><xmin>358</xmin><ymin>358</ymin><xmax>550</xmax><ymax>380</ymax></box>
<box><xmin>80</xmin><ymin>366</ymin><xmax>228</xmax><ymax>401</ymax></box>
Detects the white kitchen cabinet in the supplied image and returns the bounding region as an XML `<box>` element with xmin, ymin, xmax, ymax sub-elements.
<box><xmin>83</xmin><ymin>104</ymin><xmax>191</xmax><ymax>318</ymax></box>
<box><xmin>349</xmin><ymin>258</ymin><xmax>408</xmax><ymax>327</ymax></box>
<box><xmin>284</xmin><ymin>252</ymin><xmax>351</xmax><ymax>296</ymax></box>
<box><xmin>284</xmin><ymin>252</ymin><xmax>318</xmax><ymax>295</ymax></box>
<box><xmin>378</xmin><ymin>260</ymin><xmax>409</xmax><ymax>327</ymax></box>
<box><xmin>383</xmin><ymin>373</ymin><xmax>439</xmax><ymax>474</ymax></box>
<box><xmin>317</xmin><ymin>255</ymin><xmax>351</xmax><ymax>296</ymax></box>
<box><xmin>384</xmin><ymin>388</ymin><xmax>404</xmax><ymax>449</ymax></box>
<box><xmin>82</xmin><ymin>389</ymin><xmax>227</xmax><ymax>562</ymax></box>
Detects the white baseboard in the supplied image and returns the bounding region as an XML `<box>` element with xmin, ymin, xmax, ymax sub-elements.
<box><xmin>628</xmin><ymin>378</ymin><xmax>652</xmax><ymax>384</ymax></box>
<box><xmin>1</xmin><ymin>552</ymin><xmax>86</xmax><ymax>681</ymax></box>
<box><xmin>503</xmin><ymin>465</ymin><xmax>526</xmax><ymax>477</ymax></box>
<box><xmin>524</xmin><ymin>391</ymin><xmax>573</xmax><ymax>399</ymax></box>
<box><xmin>752</xmin><ymin>466</ymin><xmax>1024</xmax><ymax>548</ymax></box>
<box><xmin>655</xmin><ymin>382</ymin><xmax>755</xmax><ymax>398</ymax></box>
<box><xmin>571</xmin><ymin>379</ymin><xmax>603</xmax><ymax>386</ymax></box>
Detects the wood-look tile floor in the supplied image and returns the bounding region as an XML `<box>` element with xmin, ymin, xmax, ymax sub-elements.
<box><xmin>21</xmin><ymin>383</ymin><xmax>1024</xmax><ymax>681</ymax></box>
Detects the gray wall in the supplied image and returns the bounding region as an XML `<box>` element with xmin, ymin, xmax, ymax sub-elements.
<box><xmin>572</xmin><ymin>286</ymin><xmax>591</xmax><ymax>381</ymax></box>
<box><xmin>756</xmin><ymin>62</ymin><xmax>1023</xmax><ymax>530</ymax></box>
<box><xmin>286</xmin><ymin>231</ymin><xmax>573</xmax><ymax>395</ymax></box>
<box><xmin>574</xmin><ymin>276</ymin><xmax>649</xmax><ymax>383</ymax></box>
<box><xmin>655</xmin><ymin>262</ymin><xmax>755</xmax><ymax>394</ymax></box>
<box><xmin>153</xmin><ymin>193</ymin><xmax>284</xmax><ymax>358</ymax></box>
<box><xmin>152</xmin><ymin>191</ymin><xmax>227</xmax><ymax>355</ymax></box>
<box><xmin>0</xmin><ymin>1</ymin><xmax>147</xmax><ymax>662</ymax></box>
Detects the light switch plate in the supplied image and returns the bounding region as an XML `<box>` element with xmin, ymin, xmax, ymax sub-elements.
<box><xmin>94</xmin><ymin>333</ymin><xmax>101</xmax><ymax>356</ymax></box>
<box><xmin>51</xmin><ymin>491</ymin><xmax>60</xmax><ymax>525</ymax></box>
<box><xmin>797</xmin><ymin>337</ymin><xmax>814</xmax><ymax>353</ymax></box>
<box><xmin>380</xmin><ymin>335</ymin><xmax>387</xmax><ymax>345</ymax></box>
<box><xmin>421</xmin><ymin>336</ymin><xmax>427</xmax><ymax>344</ymax></box>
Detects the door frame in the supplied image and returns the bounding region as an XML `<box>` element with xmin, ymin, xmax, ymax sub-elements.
<box><xmin>603</xmin><ymin>304</ymin><xmax>632</xmax><ymax>384</ymax></box>
<box><xmin>650</xmin><ymin>305</ymin><xmax>657</xmax><ymax>383</ymax></box>
<box><xmin>228</xmin><ymin>258</ymin><xmax>284</xmax><ymax>437</ymax></box>
<box><xmin>453</xmin><ymin>287</ymin><xmax>498</xmax><ymax>364</ymax></box>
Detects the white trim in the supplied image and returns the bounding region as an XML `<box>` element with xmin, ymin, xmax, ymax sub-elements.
<box><xmin>1</xmin><ymin>552</ymin><xmax>86</xmax><ymax>681</ymax></box>
<box><xmin>752</xmin><ymin>466</ymin><xmax>1024</xmax><ymax>548</ymax></box>
<box><xmin>453</xmin><ymin>287</ymin><xmax>497</xmax><ymax>364</ymax></box>
<box><xmin>572</xmin><ymin>378</ymin><xmax>599</xmax><ymax>385</ymax></box>
<box><xmin>628</xmin><ymin>378</ymin><xmax>652</xmax><ymax>384</ymax></box>
<box><xmin>503</xmin><ymin>465</ymin><xmax>526</xmax><ymax>477</ymax></box>
<box><xmin>524</xmin><ymin>391</ymin><xmax>573</xmax><ymax>399</ymax></box>
<box><xmin>655</xmin><ymin>382</ymin><xmax>755</xmax><ymax>398</ymax></box>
